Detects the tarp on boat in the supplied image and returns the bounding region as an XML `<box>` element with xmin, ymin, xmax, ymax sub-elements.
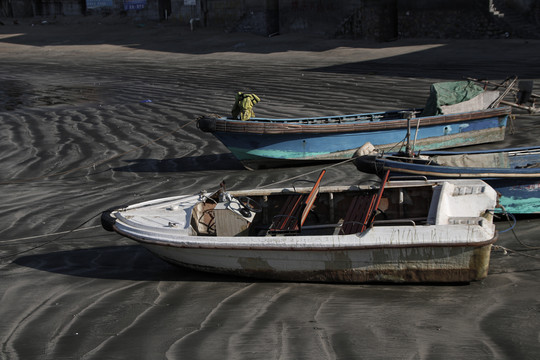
<box><xmin>421</xmin><ymin>81</ymin><xmax>492</xmax><ymax>116</ymax></box>
<box><xmin>431</xmin><ymin>152</ymin><xmax>510</xmax><ymax>168</ymax></box>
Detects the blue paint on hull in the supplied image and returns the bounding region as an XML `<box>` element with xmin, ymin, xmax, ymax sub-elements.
<box><xmin>479</xmin><ymin>178</ymin><xmax>540</xmax><ymax>214</ymax></box>
<box><xmin>213</xmin><ymin>115</ymin><xmax>507</xmax><ymax>162</ymax></box>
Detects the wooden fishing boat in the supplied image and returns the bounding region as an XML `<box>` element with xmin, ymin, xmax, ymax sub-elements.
<box><xmin>354</xmin><ymin>145</ymin><xmax>540</xmax><ymax>214</ymax></box>
<box><xmin>197</xmin><ymin>106</ymin><xmax>510</xmax><ymax>170</ymax></box>
<box><xmin>102</xmin><ymin>171</ymin><xmax>499</xmax><ymax>283</ymax></box>
<box><xmin>197</xmin><ymin>77</ymin><xmax>540</xmax><ymax>170</ymax></box>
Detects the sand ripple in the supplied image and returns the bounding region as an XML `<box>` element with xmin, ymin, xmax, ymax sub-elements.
<box><xmin>1</xmin><ymin>24</ymin><xmax>539</xmax><ymax>359</ymax></box>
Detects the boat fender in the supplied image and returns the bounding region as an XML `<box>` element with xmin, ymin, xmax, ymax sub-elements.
<box><xmin>196</xmin><ymin>116</ymin><xmax>217</xmax><ymax>133</ymax></box>
<box><xmin>353</xmin><ymin>142</ymin><xmax>377</xmax><ymax>157</ymax></box>
<box><xmin>101</xmin><ymin>206</ymin><xmax>126</xmax><ymax>232</ymax></box>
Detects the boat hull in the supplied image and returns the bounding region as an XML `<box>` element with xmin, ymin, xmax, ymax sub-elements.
<box><xmin>354</xmin><ymin>146</ymin><xmax>540</xmax><ymax>214</ymax></box>
<box><xmin>485</xmin><ymin>178</ymin><xmax>540</xmax><ymax>214</ymax></box>
<box><xmin>142</xmin><ymin>241</ymin><xmax>494</xmax><ymax>283</ymax></box>
<box><xmin>104</xmin><ymin>180</ymin><xmax>499</xmax><ymax>283</ymax></box>
<box><xmin>198</xmin><ymin>108</ymin><xmax>510</xmax><ymax>169</ymax></box>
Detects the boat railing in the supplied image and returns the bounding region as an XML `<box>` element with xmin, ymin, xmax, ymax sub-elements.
<box><xmin>384</xmin><ymin>154</ymin><xmax>439</xmax><ymax>166</ymax></box>
<box><xmin>448</xmin><ymin>217</ymin><xmax>486</xmax><ymax>226</ymax></box>
<box><xmin>388</xmin><ymin>175</ymin><xmax>429</xmax><ymax>182</ymax></box>
<box><xmin>249</xmin><ymin>113</ymin><xmax>388</xmax><ymax>124</ymax></box>
<box><xmin>272</xmin><ymin>217</ymin><xmax>425</xmax><ymax>234</ymax></box>
<box><xmin>300</xmin><ymin>217</ymin><xmax>424</xmax><ymax>233</ymax></box>
<box><xmin>301</xmin><ymin>221</ymin><xmax>370</xmax><ymax>234</ymax></box>
<box><xmin>372</xmin><ymin>219</ymin><xmax>422</xmax><ymax>226</ymax></box>
<box><xmin>224</xmin><ymin>108</ymin><xmax>427</xmax><ymax>125</ymax></box>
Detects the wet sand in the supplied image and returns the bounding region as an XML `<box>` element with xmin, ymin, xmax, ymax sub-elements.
<box><xmin>1</xmin><ymin>20</ymin><xmax>540</xmax><ymax>359</ymax></box>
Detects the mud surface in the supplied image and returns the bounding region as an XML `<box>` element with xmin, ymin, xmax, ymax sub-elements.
<box><xmin>1</xmin><ymin>20</ymin><xmax>539</xmax><ymax>359</ymax></box>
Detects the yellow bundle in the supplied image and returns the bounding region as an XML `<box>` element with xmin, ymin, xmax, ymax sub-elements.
<box><xmin>231</xmin><ymin>92</ymin><xmax>260</xmax><ymax>120</ymax></box>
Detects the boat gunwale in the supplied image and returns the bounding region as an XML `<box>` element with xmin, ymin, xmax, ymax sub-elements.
<box><xmin>409</xmin><ymin>145</ymin><xmax>540</xmax><ymax>157</ymax></box>
<box><xmin>114</xmin><ymin>227</ymin><xmax>499</xmax><ymax>251</ymax></box>
<box><xmin>371</xmin><ymin>154</ymin><xmax>540</xmax><ymax>178</ymax></box>
<box><xmin>379</xmin><ymin>166</ymin><xmax>540</xmax><ymax>178</ymax></box>
<box><xmin>205</xmin><ymin>107</ymin><xmax>511</xmax><ymax>135</ymax></box>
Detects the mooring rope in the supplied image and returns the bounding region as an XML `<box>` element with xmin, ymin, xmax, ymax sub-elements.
<box><xmin>1</xmin><ymin>225</ymin><xmax>101</xmax><ymax>244</ymax></box>
<box><xmin>499</xmin><ymin>205</ymin><xmax>540</xmax><ymax>250</ymax></box>
<box><xmin>258</xmin><ymin>157</ymin><xmax>357</xmax><ymax>189</ymax></box>
<box><xmin>492</xmin><ymin>245</ymin><xmax>540</xmax><ymax>260</ymax></box>
<box><xmin>489</xmin><ymin>205</ymin><xmax>540</xmax><ymax>263</ymax></box>
<box><xmin>0</xmin><ymin>213</ymin><xmax>101</xmax><ymax>261</ymax></box>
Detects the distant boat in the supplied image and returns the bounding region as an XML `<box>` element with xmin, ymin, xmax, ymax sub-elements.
<box><xmin>198</xmin><ymin>106</ymin><xmax>510</xmax><ymax>170</ymax></box>
<box><xmin>102</xmin><ymin>171</ymin><xmax>499</xmax><ymax>283</ymax></box>
<box><xmin>354</xmin><ymin>145</ymin><xmax>540</xmax><ymax>214</ymax></box>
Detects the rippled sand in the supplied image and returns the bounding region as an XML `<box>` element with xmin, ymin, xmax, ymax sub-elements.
<box><xmin>1</xmin><ymin>21</ymin><xmax>539</xmax><ymax>359</ymax></box>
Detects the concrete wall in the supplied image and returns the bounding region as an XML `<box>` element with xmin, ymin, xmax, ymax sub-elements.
<box><xmin>278</xmin><ymin>0</ymin><xmax>355</xmax><ymax>35</ymax></box>
<box><xmin>332</xmin><ymin>0</ymin><xmax>398</xmax><ymax>41</ymax></box>
<box><xmin>2</xmin><ymin>0</ymin><xmax>539</xmax><ymax>39</ymax></box>
<box><xmin>397</xmin><ymin>0</ymin><xmax>493</xmax><ymax>39</ymax></box>
<box><xmin>202</xmin><ymin>0</ymin><xmax>279</xmax><ymax>35</ymax></box>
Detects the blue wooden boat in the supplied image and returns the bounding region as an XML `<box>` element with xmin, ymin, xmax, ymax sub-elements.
<box><xmin>353</xmin><ymin>146</ymin><xmax>540</xmax><ymax>214</ymax></box>
<box><xmin>197</xmin><ymin>106</ymin><xmax>511</xmax><ymax>169</ymax></box>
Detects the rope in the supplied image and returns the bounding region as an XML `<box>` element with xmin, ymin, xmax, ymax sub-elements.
<box><xmin>385</xmin><ymin>135</ymin><xmax>408</xmax><ymax>154</ymax></box>
<box><xmin>1</xmin><ymin>225</ymin><xmax>101</xmax><ymax>244</ymax></box>
<box><xmin>492</xmin><ymin>245</ymin><xmax>540</xmax><ymax>260</ymax></box>
<box><xmin>0</xmin><ymin>118</ymin><xmax>197</xmax><ymax>185</ymax></box>
<box><xmin>499</xmin><ymin>205</ymin><xmax>540</xmax><ymax>250</ymax></box>
<box><xmin>258</xmin><ymin>157</ymin><xmax>358</xmax><ymax>189</ymax></box>
<box><xmin>0</xmin><ymin>213</ymin><xmax>101</xmax><ymax>261</ymax></box>
<box><xmin>498</xmin><ymin>211</ymin><xmax>517</xmax><ymax>234</ymax></box>
<box><xmin>490</xmin><ymin>205</ymin><xmax>540</xmax><ymax>262</ymax></box>
<box><xmin>508</xmin><ymin>114</ymin><xmax>516</xmax><ymax>135</ymax></box>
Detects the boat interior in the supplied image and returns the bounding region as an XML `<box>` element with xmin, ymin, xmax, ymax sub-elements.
<box><xmin>235</xmin><ymin>109</ymin><xmax>421</xmax><ymax>125</ymax></box>
<box><xmin>190</xmin><ymin>173</ymin><xmax>435</xmax><ymax>237</ymax></box>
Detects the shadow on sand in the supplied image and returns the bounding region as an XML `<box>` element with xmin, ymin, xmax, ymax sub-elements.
<box><xmin>2</xmin><ymin>23</ymin><xmax>539</xmax><ymax>80</ymax></box>
<box><xmin>112</xmin><ymin>153</ymin><xmax>244</xmax><ymax>173</ymax></box>
<box><xmin>14</xmin><ymin>245</ymin><xmax>251</xmax><ymax>283</ymax></box>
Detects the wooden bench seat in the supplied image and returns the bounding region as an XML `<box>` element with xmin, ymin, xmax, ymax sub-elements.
<box><xmin>340</xmin><ymin>194</ymin><xmax>377</xmax><ymax>235</ymax></box>
<box><xmin>340</xmin><ymin>170</ymin><xmax>390</xmax><ymax>235</ymax></box>
<box><xmin>268</xmin><ymin>170</ymin><xmax>326</xmax><ymax>234</ymax></box>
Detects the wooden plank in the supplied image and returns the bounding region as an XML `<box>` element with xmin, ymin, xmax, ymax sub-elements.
<box><xmin>269</xmin><ymin>169</ymin><xmax>326</xmax><ymax>233</ymax></box>
<box><xmin>300</xmin><ymin>169</ymin><xmax>326</xmax><ymax>227</ymax></box>
<box><xmin>270</xmin><ymin>194</ymin><xmax>306</xmax><ymax>231</ymax></box>
<box><xmin>341</xmin><ymin>195</ymin><xmax>374</xmax><ymax>235</ymax></box>
<box><xmin>340</xmin><ymin>170</ymin><xmax>390</xmax><ymax>235</ymax></box>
